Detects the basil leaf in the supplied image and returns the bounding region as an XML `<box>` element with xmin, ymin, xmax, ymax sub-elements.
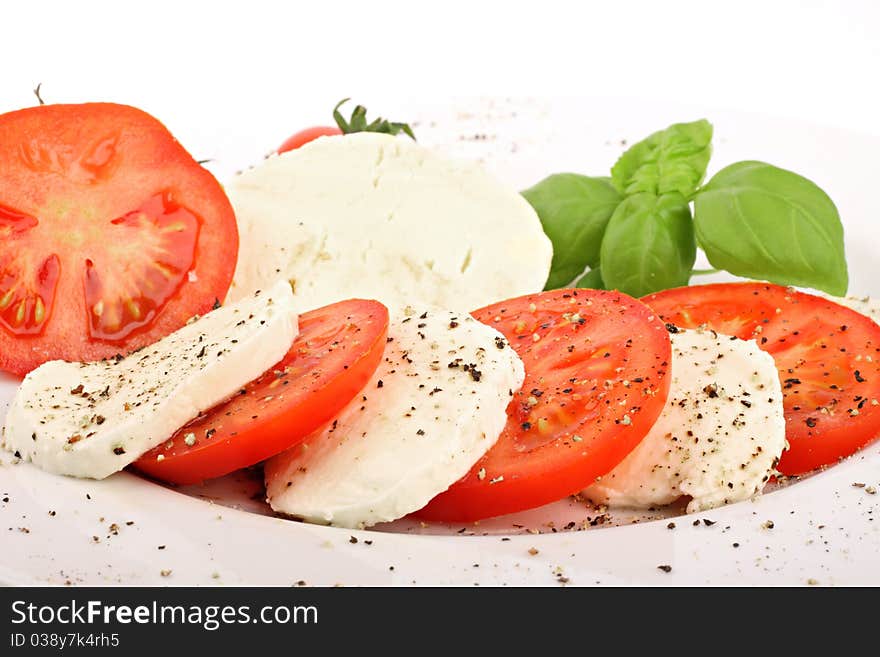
<box><xmin>611</xmin><ymin>119</ymin><xmax>713</xmax><ymax>198</ymax></box>
<box><xmin>522</xmin><ymin>174</ymin><xmax>621</xmax><ymax>289</ymax></box>
<box><xmin>574</xmin><ymin>267</ymin><xmax>605</xmax><ymax>289</ymax></box>
<box><xmin>694</xmin><ymin>161</ymin><xmax>847</xmax><ymax>295</ymax></box>
<box><xmin>599</xmin><ymin>192</ymin><xmax>696</xmax><ymax>297</ymax></box>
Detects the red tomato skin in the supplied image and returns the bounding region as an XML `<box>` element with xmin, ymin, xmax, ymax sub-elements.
<box><xmin>278</xmin><ymin>126</ymin><xmax>342</xmax><ymax>153</ymax></box>
<box><xmin>0</xmin><ymin>103</ymin><xmax>238</xmax><ymax>376</ymax></box>
<box><xmin>643</xmin><ymin>282</ymin><xmax>880</xmax><ymax>475</ymax></box>
<box><xmin>418</xmin><ymin>288</ymin><xmax>672</xmax><ymax>522</ymax></box>
<box><xmin>133</xmin><ymin>299</ymin><xmax>389</xmax><ymax>485</ymax></box>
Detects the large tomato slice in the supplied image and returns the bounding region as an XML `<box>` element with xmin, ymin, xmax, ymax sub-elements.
<box><xmin>134</xmin><ymin>299</ymin><xmax>389</xmax><ymax>484</ymax></box>
<box><xmin>418</xmin><ymin>289</ymin><xmax>672</xmax><ymax>521</ymax></box>
<box><xmin>643</xmin><ymin>283</ymin><xmax>880</xmax><ymax>475</ymax></box>
<box><xmin>0</xmin><ymin>103</ymin><xmax>238</xmax><ymax>376</ymax></box>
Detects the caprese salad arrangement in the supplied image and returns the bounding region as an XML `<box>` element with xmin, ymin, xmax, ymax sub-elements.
<box><xmin>1</xmin><ymin>96</ymin><xmax>878</xmax><ymax>530</ymax></box>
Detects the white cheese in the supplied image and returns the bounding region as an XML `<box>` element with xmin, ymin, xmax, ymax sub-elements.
<box><xmin>226</xmin><ymin>133</ymin><xmax>552</xmax><ymax>311</ymax></box>
<box><xmin>583</xmin><ymin>327</ymin><xmax>786</xmax><ymax>513</ymax></box>
<box><xmin>1</xmin><ymin>280</ymin><xmax>298</xmax><ymax>479</ymax></box>
<box><xmin>265</xmin><ymin>308</ymin><xmax>525</xmax><ymax>528</ymax></box>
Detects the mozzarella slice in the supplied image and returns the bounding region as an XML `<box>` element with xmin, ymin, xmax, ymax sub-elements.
<box><xmin>265</xmin><ymin>308</ymin><xmax>525</xmax><ymax>528</ymax></box>
<box><xmin>226</xmin><ymin>133</ymin><xmax>552</xmax><ymax>310</ymax></box>
<box><xmin>583</xmin><ymin>327</ymin><xmax>786</xmax><ymax>513</ymax></box>
<box><xmin>1</xmin><ymin>280</ymin><xmax>298</xmax><ymax>479</ymax></box>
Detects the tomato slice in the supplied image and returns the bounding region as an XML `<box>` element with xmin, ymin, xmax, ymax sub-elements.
<box><xmin>134</xmin><ymin>299</ymin><xmax>389</xmax><ymax>484</ymax></box>
<box><xmin>278</xmin><ymin>126</ymin><xmax>342</xmax><ymax>153</ymax></box>
<box><xmin>418</xmin><ymin>289</ymin><xmax>672</xmax><ymax>521</ymax></box>
<box><xmin>0</xmin><ymin>103</ymin><xmax>238</xmax><ymax>376</ymax></box>
<box><xmin>643</xmin><ymin>283</ymin><xmax>880</xmax><ymax>475</ymax></box>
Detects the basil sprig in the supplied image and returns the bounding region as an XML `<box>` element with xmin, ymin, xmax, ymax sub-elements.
<box><xmin>524</xmin><ymin>119</ymin><xmax>847</xmax><ymax>296</ymax></box>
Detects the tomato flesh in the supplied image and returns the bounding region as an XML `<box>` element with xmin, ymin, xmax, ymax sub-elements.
<box><xmin>83</xmin><ymin>192</ymin><xmax>200</xmax><ymax>341</ymax></box>
<box><xmin>0</xmin><ymin>202</ymin><xmax>59</xmax><ymax>335</ymax></box>
<box><xmin>644</xmin><ymin>283</ymin><xmax>880</xmax><ymax>475</ymax></box>
<box><xmin>278</xmin><ymin>126</ymin><xmax>342</xmax><ymax>153</ymax></box>
<box><xmin>134</xmin><ymin>299</ymin><xmax>389</xmax><ymax>485</ymax></box>
<box><xmin>0</xmin><ymin>103</ymin><xmax>238</xmax><ymax>376</ymax></box>
<box><xmin>418</xmin><ymin>289</ymin><xmax>672</xmax><ymax>521</ymax></box>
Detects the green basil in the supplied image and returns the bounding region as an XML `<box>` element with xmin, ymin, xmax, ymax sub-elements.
<box><xmin>694</xmin><ymin>161</ymin><xmax>847</xmax><ymax>295</ymax></box>
<box><xmin>599</xmin><ymin>192</ymin><xmax>696</xmax><ymax>297</ymax></box>
<box><xmin>333</xmin><ymin>98</ymin><xmax>415</xmax><ymax>139</ymax></box>
<box><xmin>611</xmin><ymin>119</ymin><xmax>713</xmax><ymax>198</ymax></box>
<box><xmin>574</xmin><ymin>267</ymin><xmax>605</xmax><ymax>289</ymax></box>
<box><xmin>522</xmin><ymin>174</ymin><xmax>621</xmax><ymax>289</ymax></box>
<box><xmin>527</xmin><ymin>118</ymin><xmax>848</xmax><ymax>299</ymax></box>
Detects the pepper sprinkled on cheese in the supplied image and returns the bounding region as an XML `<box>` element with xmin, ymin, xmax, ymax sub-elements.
<box><xmin>584</xmin><ymin>327</ymin><xmax>786</xmax><ymax>512</ymax></box>
<box><xmin>265</xmin><ymin>308</ymin><xmax>525</xmax><ymax>529</ymax></box>
<box><xmin>1</xmin><ymin>280</ymin><xmax>298</xmax><ymax>479</ymax></box>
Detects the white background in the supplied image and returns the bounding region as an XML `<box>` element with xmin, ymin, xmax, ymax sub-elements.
<box><xmin>2</xmin><ymin>0</ymin><xmax>878</xmax><ymax>144</ymax></box>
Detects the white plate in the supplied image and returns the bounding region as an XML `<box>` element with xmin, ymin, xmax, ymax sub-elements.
<box><xmin>1</xmin><ymin>98</ymin><xmax>878</xmax><ymax>586</ymax></box>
